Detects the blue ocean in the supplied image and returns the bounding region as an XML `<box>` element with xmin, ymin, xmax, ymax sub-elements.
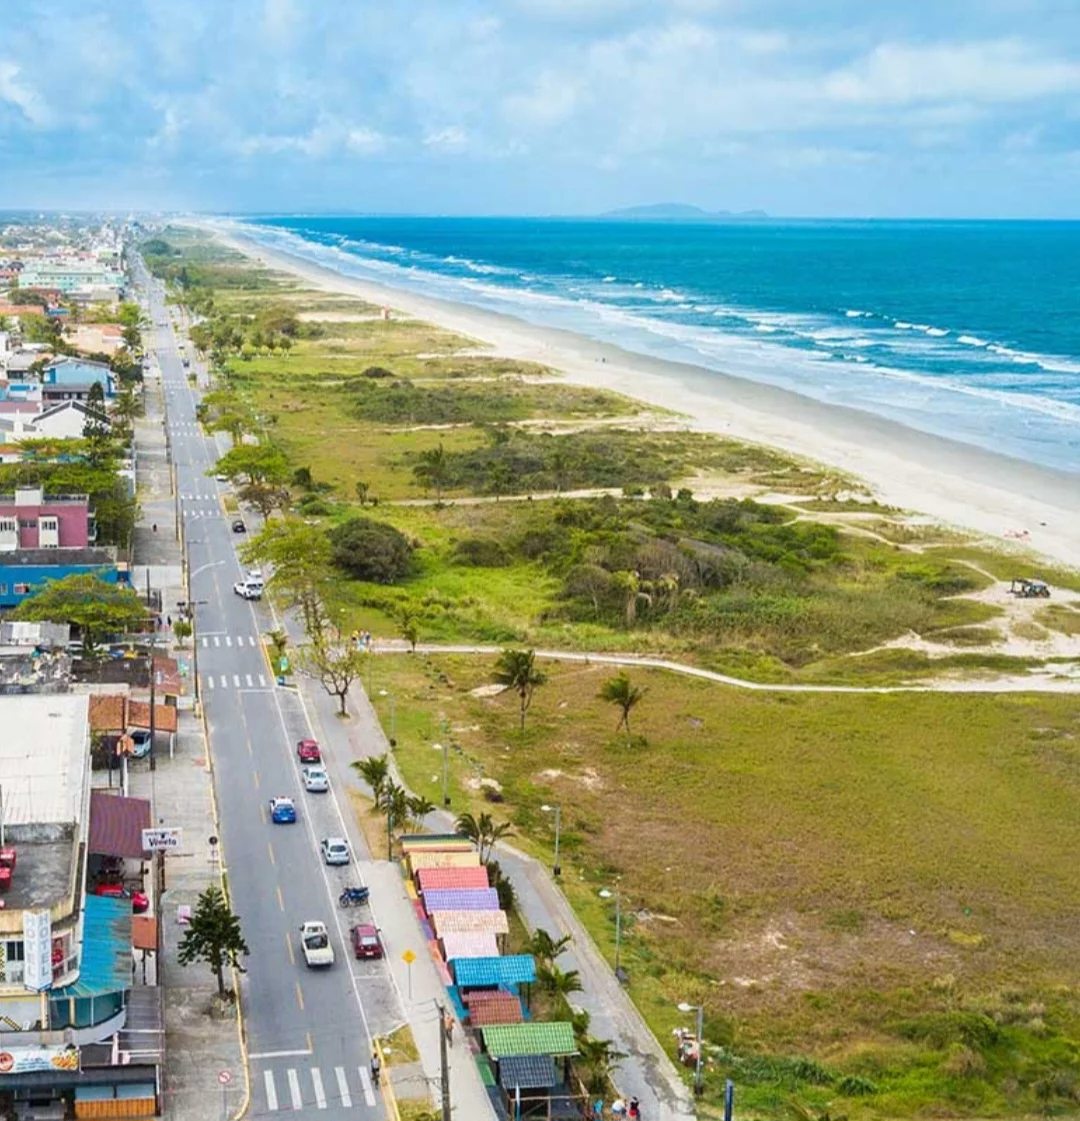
<box><xmin>240</xmin><ymin>217</ymin><xmax>1080</xmax><ymax>473</ymax></box>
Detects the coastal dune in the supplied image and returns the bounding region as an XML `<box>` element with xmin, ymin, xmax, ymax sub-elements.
<box><xmin>207</xmin><ymin>222</ymin><xmax>1080</xmax><ymax>570</ymax></box>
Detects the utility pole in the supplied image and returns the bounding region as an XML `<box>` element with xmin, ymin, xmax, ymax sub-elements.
<box><xmin>148</xmin><ymin>624</ymin><xmax>157</xmax><ymax>772</ymax></box>
<box><xmin>387</xmin><ymin>804</ymin><xmax>393</xmax><ymax>863</ymax></box>
<box><xmin>614</xmin><ymin>888</ymin><xmax>622</xmax><ymax>976</ymax></box>
<box><xmin>438</xmin><ymin>1001</ymin><xmax>451</xmax><ymax>1121</ymax></box>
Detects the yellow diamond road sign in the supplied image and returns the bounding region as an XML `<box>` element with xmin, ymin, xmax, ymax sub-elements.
<box><xmin>402</xmin><ymin>949</ymin><xmax>417</xmax><ymax>964</ymax></box>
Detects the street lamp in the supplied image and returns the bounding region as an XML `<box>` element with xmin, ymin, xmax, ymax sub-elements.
<box><xmin>540</xmin><ymin>804</ymin><xmax>561</xmax><ymax>877</ymax></box>
<box><xmin>599</xmin><ymin>887</ymin><xmax>623</xmax><ymax>978</ymax></box>
<box><xmin>378</xmin><ymin>689</ymin><xmax>396</xmax><ymax>745</ymax></box>
<box><xmin>677</xmin><ymin>1001</ymin><xmax>705</xmax><ymax>1097</ymax></box>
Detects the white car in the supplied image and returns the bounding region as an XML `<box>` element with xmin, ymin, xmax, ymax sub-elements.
<box><xmin>233</xmin><ymin>580</ymin><xmax>263</xmax><ymax>601</ymax></box>
<box><xmin>321</xmin><ymin>837</ymin><xmax>351</xmax><ymax>865</ymax></box>
<box><xmin>246</xmin><ymin>567</ymin><xmax>263</xmax><ymax>581</ymax></box>
<box><xmin>299</xmin><ymin>921</ymin><xmax>334</xmax><ymax>968</ymax></box>
<box><xmin>303</xmin><ymin>766</ymin><xmax>329</xmax><ymax>793</ymax></box>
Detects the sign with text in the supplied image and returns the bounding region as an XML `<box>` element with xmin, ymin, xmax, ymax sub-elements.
<box><xmin>0</xmin><ymin>1045</ymin><xmax>79</xmax><ymax>1075</ymax></box>
<box><xmin>22</xmin><ymin>910</ymin><xmax>52</xmax><ymax>992</ymax></box>
<box><xmin>141</xmin><ymin>827</ymin><xmax>182</xmax><ymax>852</ymax></box>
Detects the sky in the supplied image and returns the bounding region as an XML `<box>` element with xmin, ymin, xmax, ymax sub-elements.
<box><xmin>1</xmin><ymin>0</ymin><xmax>1080</xmax><ymax>217</ymax></box>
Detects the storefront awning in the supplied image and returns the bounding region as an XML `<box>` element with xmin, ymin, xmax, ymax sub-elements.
<box><xmin>53</xmin><ymin>895</ymin><xmax>132</xmax><ymax>998</ymax></box>
<box><xmin>89</xmin><ymin>790</ymin><xmax>151</xmax><ymax>858</ymax></box>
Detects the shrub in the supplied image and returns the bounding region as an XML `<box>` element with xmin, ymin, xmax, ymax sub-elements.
<box><xmin>836</xmin><ymin>1075</ymin><xmax>878</xmax><ymax>1096</ymax></box>
<box><xmin>894</xmin><ymin>1011</ymin><xmax>1000</xmax><ymax>1050</ymax></box>
<box><xmin>328</xmin><ymin>517</ymin><xmax>413</xmax><ymax>583</ymax></box>
<box><xmin>362</xmin><ymin>366</ymin><xmax>394</xmax><ymax>378</ymax></box>
<box><xmin>942</xmin><ymin>1045</ymin><xmax>987</xmax><ymax>1079</ymax></box>
<box><xmin>453</xmin><ymin>537</ymin><xmax>511</xmax><ymax>567</ymax></box>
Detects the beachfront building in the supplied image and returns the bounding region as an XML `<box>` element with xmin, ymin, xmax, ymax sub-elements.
<box><xmin>17</xmin><ymin>263</ymin><xmax>125</xmax><ymax>299</ymax></box>
<box><xmin>41</xmin><ymin>358</ymin><xmax>117</xmax><ymax>403</ymax></box>
<box><xmin>0</xmin><ymin>487</ymin><xmax>95</xmax><ymax>550</ymax></box>
<box><xmin>0</xmin><ymin>694</ymin><xmax>161</xmax><ymax>1117</ymax></box>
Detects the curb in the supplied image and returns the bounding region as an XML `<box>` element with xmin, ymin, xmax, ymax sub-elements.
<box><xmin>373</xmin><ymin>1037</ymin><xmax>402</xmax><ymax>1121</ymax></box>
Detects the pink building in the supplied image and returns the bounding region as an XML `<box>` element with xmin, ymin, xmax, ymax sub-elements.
<box><xmin>0</xmin><ymin>487</ymin><xmax>93</xmax><ymax>550</ymax></box>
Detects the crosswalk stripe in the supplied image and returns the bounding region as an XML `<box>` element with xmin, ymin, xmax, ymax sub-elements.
<box><xmin>358</xmin><ymin>1066</ymin><xmax>376</xmax><ymax>1107</ymax></box>
<box><xmin>246</xmin><ymin>674</ymin><xmax>254</xmax><ymax>687</ymax></box>
<box><xmin>213</xmin><ymin>636</ymin><xmax>220</xmax><ymax>647</ymax></box>
<box><xmin>287</xmin><ymin>1068</ymin><xmax>302</xmax><ymax>1111</ymax></box>
<box><xmin>259</xmin><ymin>673</ymin><xmax>268</xmax><ymax>687</ymax></box>
<box><xmin>205</xmin><ymin>675</ymin><xmax>214</xmax><ymax>690</ymax></box>
<box><xmin>335</xmin><ymin>1067</ymin><xmax>351</xmax><ymax>1109</ymax></box>
<box><xmin>201</xmin><ymin>636</ymin><xmax>208</xmax><ymax>648</ymax></box>
<box><xmin>233</xmin><ymin>674</ymin><xmax>241</xmax><ymax>687</ymax></box>
<box><xmin>311</xmin><ymin>1067</ymin><xmax>326</xmax><ymax>1110</ymax></box>
<box><xmin>225</xmin><ymin>635</ymin><xmax>232</xmax><ymax>647</ymax></box>
<box><xmin>263</xmin><ymin>1070</ymin><xmax>278</xmax><ymax>1112</ymax></box>
<box><xmin>219</xmin><ymin>675</ymin><xmax>227</xmax><ymax>688</ymax></box>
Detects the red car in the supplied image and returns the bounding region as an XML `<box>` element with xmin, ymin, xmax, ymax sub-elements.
<box><xmin>350</xmin><ymin>923</ymin><xmax>383</xmax><ymax>960</ymax></box>
<box><xmin>297</xmin><ymin>739</ymin><xmax>322</xmax><ymax>764</ymax></box>
<box><xmin>94</xmin><ymin>882</ymin><xmax>150</xmax><ymax>913</ymax></box>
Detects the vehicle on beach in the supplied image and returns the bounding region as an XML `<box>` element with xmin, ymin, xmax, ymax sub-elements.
<box><xmin>1010</xmin><ymin>577</ymin><xmax>1050</xmax><ymax>598</ymax></box>
<box><xmin>233</xmin><ymin>578</ymin><xmax>263</xmax><ymax>600</ymax></box>
<box><xmin>299</xmin><ymin>921</ymin><xmax>334</xmax><ymax>968</ymax></box>
<box><xmin>297</xmin><ymin>738</ymin><xmax>321</xmax><ymax>764</ymax></box>
<box><xmin>321</xmin><ymin>836</ymin><xmax>351</xmax><ymax>865</ymax></box>
<box><xmin>350</xmin><ymin>923</ymin><xmax>383</xmax><ymax>959</ymax></box>
<box><xmin>302</xmin><ymin>766</ymin><xmax>329</xmax><ymax>792</ymax></box>
<box><xmin>269</xmin><ymin>797</ymin><xmax>297</xmax><ymax>824</ymax></box>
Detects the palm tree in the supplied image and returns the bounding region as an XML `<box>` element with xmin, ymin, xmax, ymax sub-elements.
<box><xmin>528</xmin><ymin>928</ymin><xmax>572</xmax><ymax>972</ymax></box>
<box><xmin>487</xmin><ymin>461</ymin><xmax>514</xmax><ymax>500</ymax></box>
<box><xmin>611</xmin><ymin>570</ymin><xmax>651</xmax><ymax>627</ymax></box>
<box><xmin>576</xmin><ymin>1035</ymin><xmax>627</xmax><ymax>1095</ymax></box>
<box><xmin>406</xmin><ymin>794</ymin><xmax>436</xmax><ymax>830</ymax></box>
<box><xmin>598</xmin><ymin>672</ymin><xmax>648</xmax><ymax>741</ymax></box>
<box><xmin>492</xmin><ymin>648</ymin><xmax>546</xmax><ymax>732</ymax></box>
<box><xmin>454</xmin><ymin>811</ymin><xmax>513</xmax><ymax>862</ymax></box>
<box><xmin>352</xmin><ymin>754</ymin><xmax>390</xmax><ymax>808</ymax></box>
<box><xmin>413</xmin><ymin>442</ymin><xmax>450</xmax><ymax>503</ymax></box>
<box><xmin>537</xmin><ymin>963</ymin><xmax>583</xmax><ymax>997</ymax></box>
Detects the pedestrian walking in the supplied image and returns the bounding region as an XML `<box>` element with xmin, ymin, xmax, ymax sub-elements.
<box><xmin>370</xmin><ymin>1050</ymin><xmax>381</xmax><ymax>1086</ymax></box>
<box><xmin>628</xmin><ymin>1096</ymin><xmax>641</xmax><ymax>1119</ymax></box>
<box><xmin>443</xmin><ymin>1011</ymin><xmax>455</xmax><ymax>1046</ymax></box>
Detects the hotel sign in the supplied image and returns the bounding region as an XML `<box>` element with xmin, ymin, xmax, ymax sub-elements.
<box><xmin>22</xmin><ymin>910</ymin><xmax>52</xmax><ymax>992</ymax></box>
<box><xmin>141</xmin><ymin>826</ymin><xmax>182</xmax><ymax>852</ymax></box>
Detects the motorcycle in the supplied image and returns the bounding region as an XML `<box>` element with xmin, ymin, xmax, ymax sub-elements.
<box><xmin>338</xmin><ymin>886</ymin><xmax>370</xmax><ymax>908</ymax></box>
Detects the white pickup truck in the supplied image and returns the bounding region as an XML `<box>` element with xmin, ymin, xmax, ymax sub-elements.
<box><xmin>299</xmin><ymin>921</ymin><xmax>334</xmax><ymax>968</ymax></box>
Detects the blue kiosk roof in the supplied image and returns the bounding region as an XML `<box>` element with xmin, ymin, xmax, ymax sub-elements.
<box><xmin>453</xmin><ymin>954</ymin><xmax>536</xmax><ymax>988</ymax></box>
<box><xmin>53</xmin><ymin>895</ymin><xmax>132</xmax><ymax>998</ymax></box>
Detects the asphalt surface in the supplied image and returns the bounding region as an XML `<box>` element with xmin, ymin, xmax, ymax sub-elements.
<box><xmin>138</xmin><ymin>263</ymin><xmax>388</xmax><ymax>1121</ymax></box>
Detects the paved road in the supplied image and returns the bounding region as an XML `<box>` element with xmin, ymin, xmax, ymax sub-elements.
<box><xmin>137</xmin><ymin>263</ymin><xmax>388</xmax><ymax>1121</ymax></box>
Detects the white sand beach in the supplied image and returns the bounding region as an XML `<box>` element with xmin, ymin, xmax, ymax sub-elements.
<box><xmin>206</xmin><ymin>222</ymin><xmax>1080</xmax><ymax>570</ymax></box>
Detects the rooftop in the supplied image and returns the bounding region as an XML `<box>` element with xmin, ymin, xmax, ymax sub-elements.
<box><xmin>0</xmin><ymin>694</ymin><xmax>89</xmax><ymax>826</ymax></box>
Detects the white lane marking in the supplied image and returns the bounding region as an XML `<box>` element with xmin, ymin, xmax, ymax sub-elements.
<box><xmin>233</xmin><ymin>674</ymin><xmax>241</xmax><ymax>687</ymax></box>
<box><xmin>259</xmin><ymin>673</ymin><xmax>268</xmax><ymax>687</ymax></box>
<box><xmin>213</xmin><ymin>636</ymin><xmax>220</xmax><ymax>647</ymax></box>
<box><xmin>205</xmin><ymin>675</ymin><xmax>214</xmax><ymax>690</ymax></box>
<box><xmin>246</xmin><ymin>674</ymin><xmax>254</xmax><ymax>687</ymax></box>
<box><xmin>219</xmin><ymin>675</ymin><xmax>227</xmax><ymax>688</ymax></box>
<box><xmin>311</xmin><ymin>1067</ymin><xmax>326</xmax><ymax>1110</ymax></box>
<box><xmin>263</xmin><ymin>1070</ymin><xmax>278</xmax><ymax>1112</ymax></box>
<box><xmin>201</xmin><ymin>636</ymin><xmax>208</xmax><ymax>648</ymax></box>
<box><xmin>287</xmin><ymin>1068</ymin><xmax>302</xmax><ymax>1111</ymax></box>
<box><xmin>225</xmin><ymin>635</ymin><xmax>233</xmax><ymax>647</ymax></box>
<box><xmin>248</xmin><ymin>1049</ymin><xmax>312</xmax><ymax>1059</ymax></box>
<box><xmin>335</xmin><ymin>1067</ymin><xmax>351</xmax><ymax>1109</ymax></box>
<box><xmin>358</xmin><ymin>1067</ymin><xmax>376</xmax><ymax>1107</ymax></box>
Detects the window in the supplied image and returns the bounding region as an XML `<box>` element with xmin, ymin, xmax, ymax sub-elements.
<box><xmin>13</xmin><ymin>583</ymin><xmax>30</xmax><ymax>595</ymax></box>
<box><xmin>19</xmin><ymin>519</ymin><xmax>37</xmax><ymax>529</ymax></box>
<box><xmin>1</xmin><ymin>939</ymin><xmax>25</xmax><ymax>983</ymax></box>
<box><xmin>0</xmin><ymin>518</ymin><xmax>15</xmax><ymax>534</ymax></box>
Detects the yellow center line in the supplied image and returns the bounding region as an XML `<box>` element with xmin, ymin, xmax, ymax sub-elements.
<box><xmin>253</xmin><ymin>770</ymin><xmax>260</xmax><ymax>790</ymax></box>
<box><xmin>294</xmin><ymin>981</ymin><xmax>305</xmax><ymax>1012</ymax></box>
<box><xmin>285</xmin><ymin>932</ymin><xmax>295</xmax><ymax>966</ymax></box>
<box><xmin>276</xmin><ymin>884</ymin><xmax>284</xmax><ymax>911</ymax></box>
<box><xmin>306</xmin><ymin>1031</ymin><xmax>312</xmax><ymax>1052</ymax></box>
<box><xmin>267</xmin><ymin>841</ymin><xmax>276</xmax><ymax>867</ymax></box>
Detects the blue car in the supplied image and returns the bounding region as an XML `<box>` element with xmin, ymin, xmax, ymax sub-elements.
<box><xmin>269</xmin><ymin>797</ymin><xmax>297</xmax><ymax>824</ymax></box>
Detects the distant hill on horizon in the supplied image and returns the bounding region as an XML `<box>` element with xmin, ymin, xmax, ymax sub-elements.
<box><xmin>600</xmin><ymin>202</ymin><xmax>769</xmax><ymax>221</ymax></box>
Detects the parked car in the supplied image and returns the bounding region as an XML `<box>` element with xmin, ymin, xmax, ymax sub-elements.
<box><xmin>303</xmin><ymin>766</ymin><xmax>329</xmax><ymax>793</ymax></box>
<box><xmin>297</xmin><ymin>739</ymin><xmax>321</xmax><ymax>764</ymax></box>
<box><xmin>321</xmin><ymin>837</ymin><xmax>351</xmax><ymax>865</ymax></box>
<box><xmin>232</xmin><ymin>519</ymin><xmax>247</xmax><ymax>534</ymax></box>
<box><xmin>128</xmin><ymin>729</ymin><xmax>152</xmax><ymax>759</ymax></box>
<box><xmin>269</xmin><ymin>797</ymin><xmax>297</xmax><ymax>824</ymax></box>
<box><xmin>350</xmin><ymin>923</ymin><xmax>383</xmax><ymax>960</ymax></box>
<box><xmin>233</xmin><ymin>579</ymin><xmax>263</xmax><ymax>601</ymax></box>
<box><xmin>94</xmin><ymin>882</ymin><xmax>150</xmax><ymax>913</ymax></box>
<box><xmin>299</xmin><ymin>921</ymin><xmax>334</xmax><ymax>968</ymax></box>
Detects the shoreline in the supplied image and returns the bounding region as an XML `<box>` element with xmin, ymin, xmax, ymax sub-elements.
<box><xmin>202</xmin><ymin>220</ymin><xmax>1080</xmax><ymax>569</ymax></box>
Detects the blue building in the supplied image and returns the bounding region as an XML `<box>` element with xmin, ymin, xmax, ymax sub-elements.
<box><xmin>41</xmin><ymin>357</ymin><xmax>117</xmax><ymax>403</ymax></box>
<box><xmin>0</xmin><ymin>548</ymin><xmax>124</xmax><ymax>608</ymax></box>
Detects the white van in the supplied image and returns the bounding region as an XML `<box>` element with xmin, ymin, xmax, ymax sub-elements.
<box><xmin>233</xmin><ymin>579</ymin><xmax>264</xmax><ymax>601</ymax></box>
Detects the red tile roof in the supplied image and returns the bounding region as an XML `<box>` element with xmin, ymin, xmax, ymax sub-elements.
<box><xmin>127</xmin><ymin>700</ymin><xmax>177</xmax><ymax>734</ymax></box>
<box><xmin>89</xmin><ymin>694</ymin><xmax>127</xmax><ymax>732</ymax></box>
<box><xmin>468</xmin><ymin>995</ymin><xmax>524</xmax><ymax>1027</ymax></box>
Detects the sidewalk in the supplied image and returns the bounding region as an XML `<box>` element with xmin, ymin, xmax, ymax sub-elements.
<box><xmin>126</xmin><ymin>359</ymin><xmax>247</xmax><ymax>1121</ymax></box>
<box><xmin>294</xmin><ymin>653</ymin><xmax>695</xmax><ymax>1119</ymax></box>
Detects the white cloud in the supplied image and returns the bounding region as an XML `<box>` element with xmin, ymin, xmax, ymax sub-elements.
<box><xmin>0</xmin><ymin>60</ymin><xmax>52</xmax><ymax>126</ymax></box>
<box><xmin>347</xmin><ymin>126</ymin><xmax>388</xmax><ymax>154</ymax></box>
<box><xmin>423</xmin><ymin>125</ymin><xmax>469</xmax><ymax>152</ymax></box>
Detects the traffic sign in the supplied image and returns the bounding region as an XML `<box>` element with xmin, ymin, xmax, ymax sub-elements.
<box><xmin>402</xmin><ymin>949</ymin><xmax>416</xmax><ymax>964</ymax></box>
<box><xmin>142</xmin><ymin>827</ymin><xmax>182</xmax><ymax>852</ymax></box>
<box><xmin>218</xmin><ymin>1070</ymin><xmax>232</xmax><ymax>1085</ymax></box>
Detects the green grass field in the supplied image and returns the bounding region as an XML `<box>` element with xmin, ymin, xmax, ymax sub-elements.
<box><xmin>370</xmin><ymin>653</ymin><xmax>1080</xmax><ymax>1118</ymax></box>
